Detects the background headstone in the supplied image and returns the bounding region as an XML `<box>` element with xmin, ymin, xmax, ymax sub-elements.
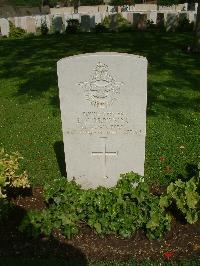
<box><xmin>138</xmin><ymin>14</ymin><xmax>147</xmax><ymax>29</ymax></box>
<box><xmin>20</xmin><ymin>16</ymin><xmax>27</xmax><ymax>31</ymax></box>
<box><xmin>90</xmin><ymin>15</ymin><xmax>95</xmax><ymax>29</ymax></box>
<box><xmin>149</xmin><ymin>11</ymin><xmax>157</xmax><ymax>24</ymax></box>
<box><xmin>127</xmin><ymin>12</ymin><xmax>134</xmax><ymax>24</ymax></box>
<box><xmin>156</xmin><ymin>13</ymin><xmax>164</xmax><ymax>28</ymax></box>
<box><xmin>166</xmin><ymin>13</ymin><xmax>178</xmax><ymax>32</ymax></box>
<box><xmin>133</xmin><ymin>13</ymin><xmax>140</xmax><ymax>28</ymax></box>
<box><xmin>53</xmin><ymin>15</ymin><xmax>63</xmax><ymax>33</ymax></box>
<box><xmin>26</xmin><ymin>17</ymin><xmax>36</xmax><ymax>33</ymax></box>
<box><xmin>57</xmin><ymin>53</ymin><xmax>148</xmax><ymax>189</ymax></box>
<box><xmin>81</xmin><ymin>15</ymin><xmax>91</xmax><ymax>32</ymax></box>
<box><xmin>95</xmin><ymin>13</ymin><xmax>102</xmax><ymax>25</ymax></box>
<box><xmin>0</xmin><ymin>18</ymin><xmax>9</xmax><ymax>36</ymax></box>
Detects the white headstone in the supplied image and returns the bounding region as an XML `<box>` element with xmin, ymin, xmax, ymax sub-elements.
<box><xmin>26</xmin><ymin>17</ymin><xmax>36</xmax><ymax>33</ymax></box>
<box><xmin>72</xmin><ymin>13</ymin><xmax>81</xmax><ymax>22</ymax></box>
<box><xmin>20</xmin><ymin>16</ymin><xmax>27</xmax><ymax>31</ymax></box>
<box><xmin>95</xmin><ymin>13</ymin><xmax>102</xmax><ymax>25</ymax></box>
<box><xmin>14</xmin><ymin>17</ymin><xmax>21</xmax><ymax>28</ymax></box>
<box><xmin>149</xmin><ymin>11</ymin><xmax>157</xmax><ymax>24</ymax></box>
<box><xmin>0</xmin><ymin>18</ymin><xmax>9</xmax><ymax>36</ymax></box>
<box><xmin>57</xmin><ymin>53</ymin><xmax>147</xmax><ymax>189</ymax></box>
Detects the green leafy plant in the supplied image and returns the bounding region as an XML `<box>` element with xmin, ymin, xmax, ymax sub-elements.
<box><xmin>20</xmin><ymin>172</ymin><xmax>171</xmax><ymax>240</ymax></box>
<box><xmin>160</xmin><ymin>165</ymin><xmax>200</xmax><ymax>224</ymax></box>
<box><xmin>9</xmin><ymin>21</ymin><xmax>26</xmax><ymax>38</ymax></box>
<box><xmin>66</xmin><ymin>19</ymin><xmax>80</xmax><ymax>34</ymax></box>
<box><xmin>40</xmin><ymin>20</ymin><xmax>49</xmax><ymax>35</ymax></box>
<box><xmin>102</xmin><ymin>13</ymin><xmax>131</xmax><ymax>32</ymax></box>
<box><xmin>94</xmin><ymin>23</ymin><xmax>108</xmax><ymax>33</ymax></box>
<box><xmin>0</xmin><ymin>148</ymin><xmax>30</xmax><ymax>199</ymax></box>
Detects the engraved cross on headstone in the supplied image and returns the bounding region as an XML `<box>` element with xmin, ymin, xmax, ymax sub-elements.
<box><xmin>91</xmin><ymin>137</ymin><xmax>118</xmax><ymax>179</ymax></box>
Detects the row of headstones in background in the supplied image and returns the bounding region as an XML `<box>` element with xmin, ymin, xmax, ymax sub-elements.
<box><xmin>0</xmin><ymin>11</ymin><xmax>197</xmax><ymax>36</ymax></box>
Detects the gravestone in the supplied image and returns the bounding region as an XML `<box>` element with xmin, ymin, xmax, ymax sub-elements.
<box><xmin>95</xmin><ymin>13</ymin><xmax>102</xmax><ymax>25</ymax></box>
<box><xmin>133</xmin><ymin>13</ymin><xmax>140</xmax><ymax>28</ymax></box>
<box><xmin>14</xmin><ymin>17</ymin><xmax>21</xmax><ymax>28</ymax></box>
<box><xmin>72</xmin><ymin>13</ymin><xmax>80</xmax><ymax>23</ymax></box>
<box><xmin>90</xmin><ymin>15</ymin><xmax>96</xmax><ymax>29</ymax></box>
<box><xmin>178</xmin><ymin>12</ymin><xmax>189</xmax><ymax>26</ymax></box>
<box><xmin>81</xmin><ymin>15</ymin><xmax>91</xmax><ymax>32</ymax></box>
<box><xmin>57</xmin><ymin>53</ymin><xmax>147</xmax><ymax>189</ymax></box>
<box><xmin>26</xmin><ymin>17</ymin><xmax>36</xmax><ymax>33</ymax></box>
<box><xmin>138</xmin><ymin>14</ymin><xmax>147</xmax><ymax>29</ymax></box>
<box><xmin>127</xmin><ymin>12</ymin><xmax>134</xmax><ymax>24</ymax></box>
<box><xmin>156</xmin><ymin>13</ymin><xmax>165</xmax><ymax>28</ymax></box>
<box><xmin>166</xmin><ymin>13</ymin><xmax>178</xmax><ymax>32</ymax></box>
<box><xmin>149</xmin><ymin>11</ymin><xmax>157</xmax><ymax>24</ymax></box>
<box><xmin>20</xmin><ymin>16</ymin><xmax>27</xmax><ymax>31</ymax></box>
<box><xmin>53</xmin><ymin>16</ymin><xmax>63</xmax><ymax>33</ymax></box>
<box><xmin>0</xmin><ymin>18</ymin><xmax>9</xmax><ymax>36</ymax></box>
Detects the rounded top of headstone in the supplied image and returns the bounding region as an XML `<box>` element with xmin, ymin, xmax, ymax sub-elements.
<box><xmin>57</xmin><ymin>52</ymin><xmax>148</xmax><ymax>66</ymax></box>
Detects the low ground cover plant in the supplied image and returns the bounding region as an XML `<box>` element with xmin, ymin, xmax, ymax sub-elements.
<box><xmin>19</xmin><ymin>165</ymin><xmax>200</xmax><ymax>241</ymax></box>
<box><xmin>0</xmin><ymin>148</ymin><xmax>30</xmax><ymax>199</ymax></box>
<box><xmin>160</xmin><ymin>164</ymin><xmax>200</xmax><ymax>224</ymax></box>
<box><xmin>0</xmin><ymin>148</ymin><xmax>30</xmax><ymax>221</ymax></box>
<box><xmin>9</xmin><ymin>21</ymin><xmax>26</xmax><ymax>38</ymax></box>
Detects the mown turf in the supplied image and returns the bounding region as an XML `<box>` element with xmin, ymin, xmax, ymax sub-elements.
<box><xmin>0</xmin><ymin>31</ymin><xmax>199</xmax><ymax>186</ymax></box>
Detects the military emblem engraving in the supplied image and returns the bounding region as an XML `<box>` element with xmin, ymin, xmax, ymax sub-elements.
<box><xmin>78</xmin><ymin>62</ymin><xmax>124</xmax><ymax>108</ymax></box>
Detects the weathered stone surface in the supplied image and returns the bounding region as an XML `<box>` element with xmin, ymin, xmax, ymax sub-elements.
<box><xmin>57</xmin><ymin>53</ymin><xmax>147</xmax><ymax>189</ymax></box>
<box><xmin>0</xmin><ymin>18</ymin><xmax>9</xmax><ymax>36</ymax></box>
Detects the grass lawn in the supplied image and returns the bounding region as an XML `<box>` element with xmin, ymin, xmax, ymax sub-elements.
<box><xmin>0</xmin><ymin>31</ymin><xmax>199</xmax><ymax>187</ymax></box>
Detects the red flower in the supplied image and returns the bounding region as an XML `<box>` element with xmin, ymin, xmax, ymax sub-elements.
<box><xmin>164</xmin><ymin>252</ymin><xmax>174</xmax><ymax>259</ymax></box>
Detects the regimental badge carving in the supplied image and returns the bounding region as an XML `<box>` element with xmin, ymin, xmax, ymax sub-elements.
<box><xmin>78</xmin><ymin>62</ymin><xmax>124</xmax><ymax>108</ymax></box>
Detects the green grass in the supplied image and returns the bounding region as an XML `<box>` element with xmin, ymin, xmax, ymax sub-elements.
<box><xmin>0</xmin><ymin>32</ymin><xmax>199</xmax><ymax>186</ymax></box>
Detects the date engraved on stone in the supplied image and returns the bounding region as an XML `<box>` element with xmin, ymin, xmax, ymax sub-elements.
<box><xmin>78</xmin><ymin>62</ymin><xmax>124</xmax><ymax>108</ymax></box>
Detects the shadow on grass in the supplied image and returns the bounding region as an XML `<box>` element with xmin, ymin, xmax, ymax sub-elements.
<box><xmin>0</xmin><ymin>31</ymin><xmax>199</xmax><ymax>125</ymax></box>
<box><xmin>54</xmin><ymin>141</ymin><xmax>67</xmax><ymax>177</ymax></box>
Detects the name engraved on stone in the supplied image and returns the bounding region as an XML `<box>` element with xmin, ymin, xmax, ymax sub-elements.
<box><xmin>77</xmin><ymin>111</ymin><xmax>129</xmax><ymax>130</ymax></box>
<box><xmin>78</xmin><ymin>62</ymin><xmax>124</xmax><ymax>108</ymax></box>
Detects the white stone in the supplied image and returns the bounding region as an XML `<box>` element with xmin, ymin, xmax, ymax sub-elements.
<box><xmin>26</xmin><ymin>17</ymin><xmax>36</xmax><ymax>33</ymax></box>
<box><xmin>188</xmin><ymin>11</ymin><xmax>196</xmax><ymax>23</ymax></box>
<box><xmin>0</xmin><ymin>18</ymin><xmax>9</xmax><ymax>36</ymax></box>
<box><xmin>14</xmin><ymin>17</ymin><xmax>21</xmax><ymax>28</ymax></box>
<box><xmin>57</xmin><ymin>53</ymin><xmax>147</xmax><ymax>189</ymax></box>
<box><xmin>72</xmin><ymin>13</ymin><xmax>81</xmax><ymax>22</ymax></box>
<box><xmin>95</xmin><ymin>13</ymin><xmax>102</xmax><ymax>25</ymax></box>
<box><xmin>149</xmin><ymin>11</ymin><xmax>157</xmax><ymax>24</ymax></box>
<box><xmin>20</xmin><ymin>16</ymin><xmax>27</xmax><ymax>31</ymax></box>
